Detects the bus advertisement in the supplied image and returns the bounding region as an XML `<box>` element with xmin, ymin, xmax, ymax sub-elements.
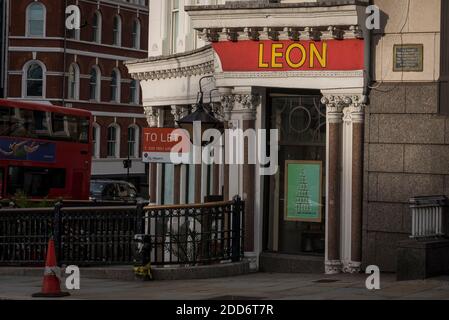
<box><xmin>0</xmin><ymin>99</ymin><xmax>92</xmax><ymax>200</ymax></box>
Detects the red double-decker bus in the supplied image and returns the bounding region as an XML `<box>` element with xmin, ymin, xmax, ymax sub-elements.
<box><xmin>0</xmin><ymin>99</ymin><xmax>92</xmax><ymax>200</ymax></box>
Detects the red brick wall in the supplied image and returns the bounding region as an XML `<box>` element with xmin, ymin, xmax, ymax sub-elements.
<box><xmin>7</xmin><ymin>0</ymin><xmax>148</xmax><ymax>105</ymax></box>
<box><xmin>6</xmin><ymin>0</ymin><xmax>149</xmax><ymax>165</ymax></box>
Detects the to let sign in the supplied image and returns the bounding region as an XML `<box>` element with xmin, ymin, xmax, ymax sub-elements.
<box><xmin>142</xmin><ymin>128</ymin><xmax>190</xmax><ymax>164</ymax></box>
<box><xmin>212</xmin><ymin>39</ymin><xmax>365</xmax><ymax>72</ymax></box>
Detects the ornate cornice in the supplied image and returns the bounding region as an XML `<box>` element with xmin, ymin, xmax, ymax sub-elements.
<box><xmin>131</xmin><ymin>61</ymin><xmax>214</xmax><ymax>81</ymax></box>
<box><xmin>199</xmin><ymin>25</ymin><xmax>363</xmax><ymax>43</ymax></box>
<box><xmin>215</xmin><ymin>70</ymin><xmax>364</xmax><ymax>80</ymax></box>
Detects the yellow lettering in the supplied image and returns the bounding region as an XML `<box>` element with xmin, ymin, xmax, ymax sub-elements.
<box><xmin>258</xmin><ymin>43</ymin><xmax>269</xmax><ymax>68</ymax></box>
<box><xmin>271</xmin><ymin>43</ymin><xmax>283</xmax><ymax>68</ymax></box>
<box><xmin>310</xmin><ymin>42</ymin><xmax>327</xmax><ymax>68</ymax></box>
<box><xmin>285</xmin><ymin>43</ymin><xmax>307</xmax><ymax>69</ymax></box>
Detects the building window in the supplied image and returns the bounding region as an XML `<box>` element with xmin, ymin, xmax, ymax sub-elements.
<box><xmin>23</xmin><ymin>61</ymin><xmax>45</xmax><ymax>98</ymax></box>
<box><xmin>110</xmin><ymin>69</ymin><xmax>121</xmax><ymax>103</ymax></box>
<box><xmin>129</xmin><ymin>79</ymin><xmax>139</xmax><ymax>104</ymax></box>
<box><xmin>92</xmin><ymin>123</ymin><xmax>100</xmax><ymax>158</ymax></box>
<box><xmin>127</xmin><ymin>125</ymin><xmax>139</xmax><ymax>158</ymax></box>
<box><xmin>26</xmin><ymin>2</ymin><xmax>45</xmax><ymax>37</ymax></box>
<box><xmin>132</xmin><ymin>19</ymin><xmax>141</xmax><ymax>49</ymax></box>
<box><xmin>92</xmin><ymin>11</ymin><xmax>102</xmax><ymax>43</ymax></box>
<box><xmin>107</xmin><ymin>124</ymin><xmax>120</xmax><ymax>158</ymax></box>
<box><xmin>112</xmin><ymin>15</ymin><xmax>122</xmax><ymax>46</ymax></box>
<box><xmin>89</xmin><ymin>66</ymin><xmax>101</xmax><ymax>101</ymax></box>
<box><xmin>170</xmin><ymin>0</ymin><xmax>180</xmax><ymax>54</ymax></box>
<box><xmin>67</xmin><ymin>63</ymin><xmax>80</xmax><ymax>100</ymax></box>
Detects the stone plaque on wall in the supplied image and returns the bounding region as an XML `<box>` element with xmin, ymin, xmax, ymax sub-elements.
<box><xmin>393</xmin><ymin>44</ymin><xmax>424</xmax><ymax>72</ymax></box>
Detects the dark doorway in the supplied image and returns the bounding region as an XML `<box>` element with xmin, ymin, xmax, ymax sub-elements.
<box><xmin>264</xmin><ymin>91</ymin><xmax>326</xmax><ymax>256</ymax></box>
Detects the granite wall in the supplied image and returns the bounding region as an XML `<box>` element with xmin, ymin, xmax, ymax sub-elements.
<box><xmin>363</xmin><ymin>82</ymin><xmax>449</xmax><ymax>272</ymax></box>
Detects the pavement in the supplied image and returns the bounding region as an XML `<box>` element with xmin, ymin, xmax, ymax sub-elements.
<box><xmin>1</xmin><ymin>272</ymin><xmax>449</xmax><ymax>300</ymax></box>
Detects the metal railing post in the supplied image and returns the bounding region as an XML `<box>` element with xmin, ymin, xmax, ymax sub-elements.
<box><xmin>231</xmin><ymin>196</ymin><xmax>243</xmax><ymax>262</ymax></box>
<box><xmin>53</xmin><ymin>202</ymin><xmax>63</xmax><ymax>265</ymax></box>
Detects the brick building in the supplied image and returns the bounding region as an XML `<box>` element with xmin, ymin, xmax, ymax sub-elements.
<box><xmin>2</xmin><ymin>0</ymin><xmax>149</xmax><ymax>193</ymax></box>
<box><xmin>0</xmin><ymin>0</ymin><xmax>6</xmax><ymax>98</ymax></box>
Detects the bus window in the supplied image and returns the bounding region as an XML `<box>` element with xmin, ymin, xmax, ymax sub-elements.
<box><xmin>51</xmin><ymin>113</ymin><xmax>69</xmax><ymax>139</ymax></box>
<box><xmin>7</xmin><ymin>166</ymin><xmax>66</xmax><ymax>197</ymax></box>
<box><xmin>0</xmin><ymin>107</ymin><xmax>10</xmax><ymax>136</ymax></box>
<box><xmin>79</xmin><ymin>118</ymin><xmax>90</xmax><ymax>143</ymax></box>
<box><xmin>10</xmin><ymin>108</ymin><xmax>35</xmax><ymax>138</ymax></box>
<box><xmin>33</xmin><ymin>110</ymin><xmax>51</xmax><ymax>138</ymax></box>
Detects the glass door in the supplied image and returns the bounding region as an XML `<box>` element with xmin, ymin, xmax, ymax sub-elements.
<box><xmin>265</xmin><ymin>93</ymin><xmax>327</xmax><ymax>255</ymax></box>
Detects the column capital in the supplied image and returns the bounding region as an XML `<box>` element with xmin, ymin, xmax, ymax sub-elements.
<box><xmin>321</xmin><ymin>94</ymin><xmax>367</xmax><ymax>124</ymax></box>
<box><xmin>342</xmin><ymin>95</ymin><xmax>367</xmax><ymax>124</ymax></box>
<box><xmin>220</xmin><ymin>93</ymin><xmax>261</xmax><ymax>121</ymax></box>
<box><xmin>170</xmin><ymin>105</ymin><xmax>189</xmax><ymax>125</ymax></box>
<box><xmin>144</xmin><ymin>106</ymin><xmax>161</xmax><ymax>128</ymax></box>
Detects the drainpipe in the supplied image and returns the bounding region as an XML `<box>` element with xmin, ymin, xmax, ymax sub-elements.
<box><xmin>62</xmin><ymin>0</ymin><xmax>68</xmax><ymax>107</ymax></box>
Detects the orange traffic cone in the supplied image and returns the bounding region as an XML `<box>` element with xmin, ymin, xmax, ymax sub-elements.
<box><xmin>32</xmin><ymin>238</ymin><xmax>70</xmax><ymax>298</ymax></box>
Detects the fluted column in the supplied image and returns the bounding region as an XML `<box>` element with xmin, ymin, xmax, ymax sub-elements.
<box><xmin>343</xmin><ymin>96</ymin><xmax>366</xmax><ymax>273</ymax></box>
<box><xmin>321</xmin><ymin>96</ymin><xmax>344</xmax><ymax>274</ymax></box>
<box><xmin>321</xmin><ymin>94</ymin><xmax>367</xmax><ymax>274</ymax></box>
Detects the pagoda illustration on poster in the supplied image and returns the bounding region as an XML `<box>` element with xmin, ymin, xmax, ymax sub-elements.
<box><xmin>295</xmin><ymin>167</ymin><xmax>312</xmax><ymax>214</ymax></box>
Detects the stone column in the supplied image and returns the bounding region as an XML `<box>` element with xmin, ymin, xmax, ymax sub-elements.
<box><xmin>144</xmin><ymin>106</ymin><xmax>161</xmax><ymax>204</ymax></box>
<box><xmin>220</xmin><ymin>94</ymin><xmax>235</xmax><ymax>201</ymax></box>
<box><xmin>321</xmin><ymin>96</ymin><xmax>344</xmax><ymax>274</ymax></box>
<box><xmin>321</xmin><ymin>93</ymin><xmax>366</xmax><ymax>274</ymax></box>
<box><xmin>211</xmin><ymin>101</ymin><xmax>225</xmax><ymax>197</ymax></box>
<box><xmin>237</xmin><ymin>94</ymin><xmax>259</xmax><ymax>253</ymax></box>
<box><xmin>343</xmin><ymin>96</ymin><xmax>366</xmax><ymax>273</ymax></box>
<box><xmin>171</xmin><ymin>105</ymin><xmax>188</xmax><ymax>204</ymax></box>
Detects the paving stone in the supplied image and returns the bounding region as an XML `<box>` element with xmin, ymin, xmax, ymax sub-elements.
<box><xmin>1</xmin><ymin>273</ymin><xmax>449</xmax><ymax>300</ymax></box>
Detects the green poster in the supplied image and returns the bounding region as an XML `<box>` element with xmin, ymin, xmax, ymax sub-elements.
<box><xmin>285</xmin><ymin>161</ymin><xmax>323</xmax><ymax>222</ymax></box>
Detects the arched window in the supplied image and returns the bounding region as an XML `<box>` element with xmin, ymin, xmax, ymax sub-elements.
<box><xmin>127</xmin><ymin>125</ymin><xmax>139</xmax><ymax>158</ymax></box>
<box><xmin>129</xmin><ymin>79</ymin><xmax>139</xmax><ymax>104</ymax></box>
<box><xmin>107</xmin><ymin>124</ymin><xmax>120</xmax><ymax>158</ymax></box>
<box><xmin>22</xmin><ymin>60</ymin><xmax>46</xmax><ymax>98</ymax></box>
<box><xmin>110</xmin><ymin>69</ymin><xmax>121</xmax><ymax>103</ymax></box>
<box><xmin>67</xmin><ymin>63</ymin><xmax>80</xmax><ymax>100</ymax></box>
<box><xmin>92</xmin><ymin>123</ymin><xmax>101</xmax><ymax>158</ymax></box>
<box><xmin>132</xmin><ymin>19</ymin><xmax>141</xmax><ymax>49</ymax></box>
<box><xmin>92</xmin><ymin>11</ymin><xmax>102</xmax><ymax>43</ymax></box>
<box><xmin>112</xmin><ymin>15</ymin><xmax>122</xmax><ymax>46</ymax></box>
<box><xmin>89</xmin><ymin>66</ymin><xmax>101</xmax><ymax>101</ymax></box>
<box><xmin>26</xmin><ymin>2</ymin><xmax>45</xmax><ymax>37</ymax></box>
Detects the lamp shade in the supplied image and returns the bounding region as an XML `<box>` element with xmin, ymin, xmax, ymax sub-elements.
<box><xmin>177</xmin><ymin>104</ymin><xmax>222</xmax><ymax>143</ymax></box>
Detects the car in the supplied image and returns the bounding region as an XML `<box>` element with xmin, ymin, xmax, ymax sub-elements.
<box><xmin>89</xmin><ymin>180</ymin><xmax>141</xmax><ymax>202</ymax></box>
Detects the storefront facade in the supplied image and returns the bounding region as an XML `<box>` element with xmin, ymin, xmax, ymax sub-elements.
<box><xmin>126</xmin><ymin>0</ymin><xmax>448</xmax><ymax>274</ymax></box>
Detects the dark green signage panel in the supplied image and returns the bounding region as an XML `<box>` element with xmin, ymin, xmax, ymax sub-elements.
<box><xmin>285</xmin><ymin>161</ymin><xmax>323</xmax><ymax>223</ymax></box>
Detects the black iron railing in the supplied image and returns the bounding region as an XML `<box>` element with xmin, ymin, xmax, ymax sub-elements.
<box><xmin>0</xmin><ymin>197</ymin><xmax>244</xmax><ymax>267</ymax></box>
<box><xmin>139</xmin><ymin>196</ymin><xmax>244</xmax><ymax>266</ymax></box>
<box><xmin>0</xmin><ymin>205</ymin><xmax>141</xmax><ymax>266</ymax></box>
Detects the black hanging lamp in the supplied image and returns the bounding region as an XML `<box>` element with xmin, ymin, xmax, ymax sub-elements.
<box><xmin>177</xmin><ymin>76</ymin><xmax>222</xmax><ymax>142</ymax></box>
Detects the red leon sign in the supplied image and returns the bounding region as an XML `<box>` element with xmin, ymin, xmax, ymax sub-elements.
<box><xmin>212</xmin><ymin>39</ymin><xmax>364</xmax><ymax>72</ymax></box>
